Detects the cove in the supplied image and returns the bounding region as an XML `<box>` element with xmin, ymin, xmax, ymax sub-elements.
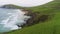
<box><xmin>0</xmin><ymin>8</ymin><xmax>30</xmax><ymax>32</ymax></box>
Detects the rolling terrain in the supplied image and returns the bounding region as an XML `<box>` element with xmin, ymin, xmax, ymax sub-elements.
<box><xmin>3</xmin><ymin>0</ymin><xmax>60</xmax><ymax>34</ymax></box>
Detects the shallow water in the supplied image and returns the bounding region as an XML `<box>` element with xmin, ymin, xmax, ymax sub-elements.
<box><xmin>0</xmin><ymin>8</ymin><xmax>30</xmax><ymax>32</ymax></box>
<box><xmin>0</xmin><ymin>0</ymin><xmax>53</xmax><ymax>7</ymax></box>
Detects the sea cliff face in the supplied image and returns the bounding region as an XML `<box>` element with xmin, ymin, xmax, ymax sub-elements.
<box><xmin>18</xmin><ymin>9</ymin><xmax>50</xmax><ymax>27</ymax></box>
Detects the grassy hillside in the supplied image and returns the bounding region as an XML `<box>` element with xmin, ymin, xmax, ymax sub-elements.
<box><xmin>6</xmin><ymin>0</ymin><xmax>60</xmax><ymax>34</ymax></box>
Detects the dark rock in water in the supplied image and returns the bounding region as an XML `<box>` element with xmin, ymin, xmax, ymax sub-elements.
<box><xmin>17</xmin><ymin>25</ymin><xmax>21</xmax><ymax>27</ymax></box>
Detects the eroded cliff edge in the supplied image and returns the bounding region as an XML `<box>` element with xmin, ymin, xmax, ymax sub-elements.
<box><xmin>19</xmin><ymin>9</ymin><xmax>52</xmax><ymax>27</ymax></box>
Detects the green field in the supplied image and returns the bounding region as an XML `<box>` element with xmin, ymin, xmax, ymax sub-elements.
<box><xmin>6</xmin><ymin>0</ymin><xmax>60</xmax><ymax>34</ymax></box>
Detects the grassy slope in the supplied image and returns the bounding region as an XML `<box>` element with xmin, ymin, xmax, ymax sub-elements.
<box><xmin>7</xmin><ymin>0</ymin><xmax>60</xmax><ymax>34</ymax></box>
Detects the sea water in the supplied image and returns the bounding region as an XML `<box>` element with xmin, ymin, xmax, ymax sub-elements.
<box><xmin>0</xmin><ymin>8</ymin><xmax>30</xmax><ymax>32</ymax></box>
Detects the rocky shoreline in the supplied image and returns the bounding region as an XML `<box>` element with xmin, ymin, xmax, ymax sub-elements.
<box><xmin>19</xmin><ymin>9</ymin><xmax>50</xmax><ymax>27</ymax></box>
<box><xmin>0</xmin><ymin>4</ymin><xmax>51</xmax><ymax>28</ymax></box>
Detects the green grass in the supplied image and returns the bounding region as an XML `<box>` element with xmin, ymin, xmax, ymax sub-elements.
<box><xmin>7</xmin><ymin>11</ymin><xmax>60</xmax><ymax>34</ymax></box>
<box><xmin>6</xmin><ymin>0</ymin><xmax>60</xmax><ymax>34</ymax></box>
<box><xmin>8</xmin><ymin>12</ymin><xmax>60</xmax><ymax>34</ymax></box>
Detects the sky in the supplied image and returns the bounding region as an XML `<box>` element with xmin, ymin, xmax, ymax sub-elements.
<box><xmin>0</xmin><ymin>0</ymin><xmax>53</xmax><ymax>7</ymax></box>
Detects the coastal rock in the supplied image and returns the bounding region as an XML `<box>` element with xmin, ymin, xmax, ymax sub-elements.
<box><xmin>20</xmin><ymin>9</ymin><xmax>49</xmax><ymax>27</ymax></box>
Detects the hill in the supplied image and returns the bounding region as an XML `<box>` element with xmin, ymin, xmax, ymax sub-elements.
<box><xmin>0</xmin><ymin>4</ymin><xmax>24</xmax><ymax>9</ymax></box>
<box><xmin>2</xmin><ymin>0</ymin><xmax>60</xmax><ymax>34</ymax></box>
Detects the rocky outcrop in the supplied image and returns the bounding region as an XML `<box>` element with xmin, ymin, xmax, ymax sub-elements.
<box><xmin>26</xmin><ymin>13</ymin><xmax>49</xmax><ymax>26</ymax></box>
<box><xmin>20</xmin><ymin>9</ymin><xmax>50</xmax><ymax>27</ymax></box>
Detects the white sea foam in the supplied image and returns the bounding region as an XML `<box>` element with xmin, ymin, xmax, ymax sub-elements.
<box><xmin>0</xmin><ymin>8</ymin><xmax>30</xmax><ymax>32</ymax></box>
